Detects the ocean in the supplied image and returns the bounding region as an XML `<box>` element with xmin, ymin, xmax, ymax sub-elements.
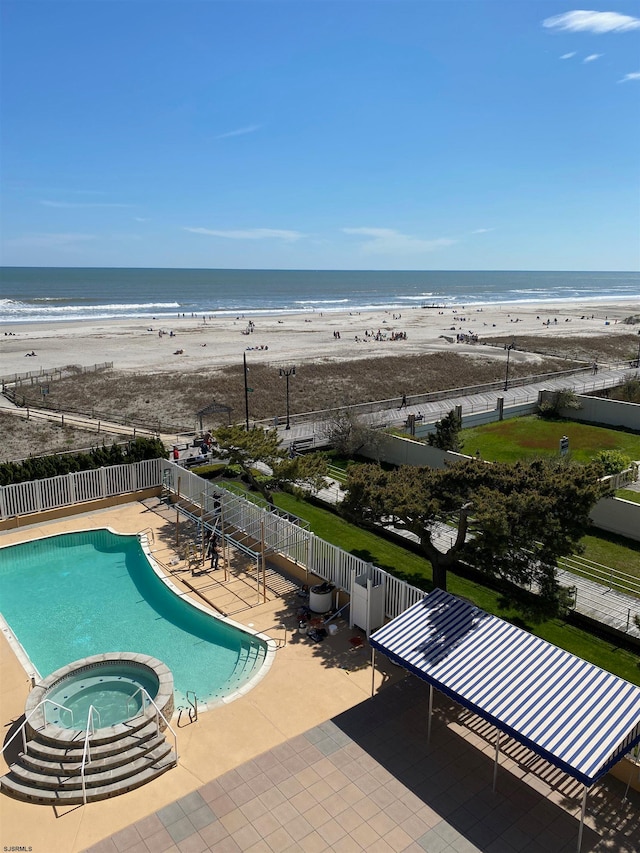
<box><xmin>1</xmin><ymin>267</ymin><xmax>639</xmax><ymax>325</ymax></box>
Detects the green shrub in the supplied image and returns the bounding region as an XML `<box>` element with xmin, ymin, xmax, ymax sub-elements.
<box><xmin>593</xmin><ymin>450</ymin><xmax>632</xmax><ymax>475</ymax></box>
<box><xmin>538</xmin><ymin>389</ymin><xmax>581</xmax><ymax>419</ymax></box>
<box><xmin>0</xmin><ymin>437</ymin><xmax>166</xmax><ymax>486</ymax></box>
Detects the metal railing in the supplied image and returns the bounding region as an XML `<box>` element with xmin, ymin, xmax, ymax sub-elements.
<box><xmin>265</xmin><ymin>623</ymin><xmax>288</xmax><ymax>649</ymax></box>
<box><xmin>1</xmin><ymin>698</ymin><xmax>75</xmax><ymax>760</ymax></box>
<box><xmin>80</xmin><ymin>705</ymin><xmax>100</xmax><ymax>805</ymax></box>
<box><xmin>137</xmin><ymin>527</ymin><xmax>155</xmax><ymax>545</ymax></box>
<box><xmin>123</xmin><ymin>685</ymin><xmax>179</xmax><ymax>763</ymax></box>
<box><xmin>558</xmin><ymin>554</ymin><xmax>640</xmax><ymax>600</ymax></box>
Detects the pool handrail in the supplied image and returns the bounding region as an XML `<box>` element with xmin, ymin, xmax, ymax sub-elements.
<box><xmin>138</xmin><ymin>527</ymin><xmax>155</xmax><ymax>544</ymax></box>
<box><xmin>1</xmin><ymin>698</ymin><xmax>75</xmax><ymax>759</ymax></box>
<box><xmin>264</xmin><ymin>623</ymin><xmax>287</xmax><ymax>649</ymax></box>
<box><xmin>124</xmin><ymin>685</ymin><xmax>179</xmax><ymax>764</ymax></box>
<box><xmin>80</xmin><ymin>705</ymin><xmax>99</xmax><ymax>805</ymax></box>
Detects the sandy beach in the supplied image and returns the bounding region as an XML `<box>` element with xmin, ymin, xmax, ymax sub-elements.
<box><xmin>2</xmin><ymin>299</ymin><xmax>639</xmax><ymax>378</ymax></box>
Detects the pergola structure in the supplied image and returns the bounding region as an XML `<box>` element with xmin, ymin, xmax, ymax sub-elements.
<box><xmin>195</xmin><ymin>401</ymin><xmax>232</xmax><ymax>430</ymax></box>
<box><xmin>167</xmin><ymin>481</ymin><xmax>310</xmax><ymax>607</ymax></box>
<box><xmin>370</xmin><ymin>589</ymin><xmax>640</xmax><ymax>852</ymax></box>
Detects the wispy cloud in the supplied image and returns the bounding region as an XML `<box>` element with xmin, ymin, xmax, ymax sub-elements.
<box><xmin>214</xmin><ymin>124</ymin><xmax>261</xmax><ymax>140</ymax></box>
<box><xmin>543</xmin><ymin>11</ymin><xmax>640</xmax><ymax>34</ymax></box>
<box><xmin>40</xmin><ymin>199</ymin><xmax>132</xmax><ymax>209</ymax></box>
<box><xmin>5</xmin><ymin>232</ymin><xmax>97</xmax><ymax>249</ymax></box>
<box><xmin>342</xmin><ymin>227</ymin><xmax>455</xmax><ymax>255</ymax></box>
<box><xmin>184</xmin><ymin>227</ymin><xmax>303</xmax><ymax>242</ymax></box>
<box><xmin>561</xmin><ymin>51</ymin><xmax>577</xmax><ymax>59</ymax></box>
<box><xmin>583</xmin><ymin>53</ymin><xmax>602</xmax><ymax>63</ymax></box>
<box><xmin>134</xmin><ymin>217</ymin><xmax>150</xmax><ymax>222</ymax></box>
<box><xmin>619</xmin><ymin>71</ymin><xmax>640</xmax><ymax>82</ymax></box>
<box><xmin>471</xmin><ymin>227</ymin><xmax>494</xmax><ymax>234</ymax></box>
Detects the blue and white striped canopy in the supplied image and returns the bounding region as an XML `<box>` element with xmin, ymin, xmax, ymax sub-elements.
<box><xmin>370</xmin><ymin>589</ymin><xmax>640</xmax><ymax>785</ymax></box>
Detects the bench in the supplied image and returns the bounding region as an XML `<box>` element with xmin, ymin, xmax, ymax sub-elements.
<box><xmin>291</xmin><ymin>436</ymin><xmax>315</xmax><ymax>454</ymax></box>
<box><xmin>182</xmin><ymin>453</ymin><xmax>210</xmax><ymax>468</ymax></box>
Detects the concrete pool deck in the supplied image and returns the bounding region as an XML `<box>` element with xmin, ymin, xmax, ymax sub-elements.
<box><xmin>1</xmin><ymin>501</ymin><xmax>639</xmax><ymax>853</ymax></box>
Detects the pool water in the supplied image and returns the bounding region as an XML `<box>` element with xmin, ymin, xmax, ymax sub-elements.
<box><xmin>0</xmin><ymin>530</ymin><xmax>267</xmax><ymax>706</ymax></box>
<box><xmin>46</xmin><ymin>664</ymin><xmax>159</xmax><ymax>729</ymax></box>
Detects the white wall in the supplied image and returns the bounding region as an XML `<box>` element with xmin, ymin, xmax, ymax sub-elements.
<box><xmin>542</xmin><ymin>393</ymin><xmax>640</xmax><ymax>431</ymax></box>
<box><xmin>590</xmin><ymin>496</ymin><xmax>640</xmax><ymax>541</ymax></box>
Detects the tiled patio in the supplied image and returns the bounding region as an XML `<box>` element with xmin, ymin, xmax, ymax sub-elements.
<box><xmin>84</xmin><ymin>678</ymin><xmax>640</xmax><ymax>853</ymax></box>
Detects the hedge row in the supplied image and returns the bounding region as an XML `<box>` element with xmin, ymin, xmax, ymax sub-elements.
<box><xmin>0</xmin><ymin>438</ymin><xmax>166</xmax><ymax>486</ymax></box>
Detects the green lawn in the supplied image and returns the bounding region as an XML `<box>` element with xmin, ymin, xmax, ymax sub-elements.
<box><xmin>580</xmin><ymin>532</ymin><xmax>640</xmax><ymax>579</ymax></box>
<box><xmin>462</xmin><ymin>416</ymin><xmax>640</xmax><ymax>464</ymax></box>
<box><xmin>273</xmin><ymin>491</ymin><xmax>640</xmax><ymax>684</ymax></box>
<box><xmin>617</xmin><ymin>488</ymin><xmax>640</xmax><ymax>505</ymax></box>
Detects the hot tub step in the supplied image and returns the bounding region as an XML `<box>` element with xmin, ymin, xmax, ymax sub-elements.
<box><xmin>0</xmin><ymin>750</ymin><xmax>177</xmax><ymax>805</ymax></box>
<box><xmin>26</xmin><ymin>720</ymin><xmax>161</xmax><ymax>763</ymax></box>
<box><xmin>31</xmin><ymin>711</ymin><xmax>156</xmax><ymax>749</ymax></box>
<box><xmin>19</xmin><ymin>734</ymin><xmax>168</xmax><ymax>776</ymax></box>
<box><xmin>7</xmin><ymin>740</ymin><xmax>173</xmax><ymax>791</ymax></box>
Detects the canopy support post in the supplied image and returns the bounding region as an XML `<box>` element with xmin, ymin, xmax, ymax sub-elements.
<box><xmin>370</xmin><ymin>648</ymin><xmax>376</xmax><ymax>696</ymax></box>
<box><xmin>427</xmin><ymin>684</ymin><xmax>434</xmax><ymax>745</ymax></box>
<box><xmin>492</xmin><ymin>728</ymin><xmax>501</xmax><ymax>792</ymax></box>
<box><xmin>576</xmin><ymin>785</ymin><xmax>588</xmax><ymax>853</ymax></box>
<box><xmin>623</xmin><ymin>753</ymin><xmax>638</xmax><ymax>800</ymax></box>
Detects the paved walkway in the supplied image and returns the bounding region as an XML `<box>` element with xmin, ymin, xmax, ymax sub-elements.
<box><xmin>275</xmin><ymin>365</ymin><xmax>638</xmax><ymax>450</ymax></box>
<box><xmin>85</xmin><ymin>677</ymin><xmax>639</xmax><ymax>853</ymax></box>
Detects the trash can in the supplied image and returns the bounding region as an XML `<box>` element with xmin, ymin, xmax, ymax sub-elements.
<box><xmin>309</xmin><ymin>582</ymin><xmax>334</xmax><ymax>613</ymax></box>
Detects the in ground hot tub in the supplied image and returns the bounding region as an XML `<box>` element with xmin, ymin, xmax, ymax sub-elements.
<box><xmin>26</xmin><ymin>653</ymin><xmax>174</xmax><ymax>737</ymax></box>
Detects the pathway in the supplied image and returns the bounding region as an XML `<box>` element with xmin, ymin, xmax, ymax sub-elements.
<box><xmin>275</xmin><ymin>364</ymin><xmax>638</xmax><ymax>450</ymax></box>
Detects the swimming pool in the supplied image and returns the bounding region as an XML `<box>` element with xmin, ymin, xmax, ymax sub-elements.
<box><xmin>0</xmin><ymin>529</ymin><xmax>271</xmax><ymax>708</ymax></box>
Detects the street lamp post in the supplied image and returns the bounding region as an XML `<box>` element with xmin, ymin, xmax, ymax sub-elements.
<box><xmin>279</xmin><ymin>366</ymin><xmax>296</xmax><ymax>429</ymax></box>
<box><xmin>504</xmin><ymin>343</ymin><xmax>515</xmax><ymax>391</ymax></box>
<box><xmin>243</xmin><ymin>352</ymin><xmax>250</xmax><ymax>430</ymax></box>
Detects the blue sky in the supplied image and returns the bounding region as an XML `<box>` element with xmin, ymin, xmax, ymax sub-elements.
<box><xmin>1</xmin><ymin>1</ymin><xmax>639</xmax><ymax>270</ymax></box>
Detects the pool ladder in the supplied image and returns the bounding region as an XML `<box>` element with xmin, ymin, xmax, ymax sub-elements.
<box><xmin>187</xmin><ymin>690</ymin><xmax>198</xmax><ymax>722</ymax></box>
<box><xmin>177</xmin><ymin>691</ymin><xmax>198</xmax><ymax>726</ymax></box>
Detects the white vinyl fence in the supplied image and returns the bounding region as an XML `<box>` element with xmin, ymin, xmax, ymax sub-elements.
<box><xmin>0</xmin><ymin>459</ymin><xmax>163</xmax><ymax>520</ymax></box>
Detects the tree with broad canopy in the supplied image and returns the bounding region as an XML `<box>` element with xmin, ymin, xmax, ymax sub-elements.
<box><xmin>212</xmin><ymin>425</ymin><xmax>329</xmax><ymax>506</ymax></box>
<box><xmin>341</xmin><ymin>457</ymin><xmax>609</xmax><ymax>602</ymax></box>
